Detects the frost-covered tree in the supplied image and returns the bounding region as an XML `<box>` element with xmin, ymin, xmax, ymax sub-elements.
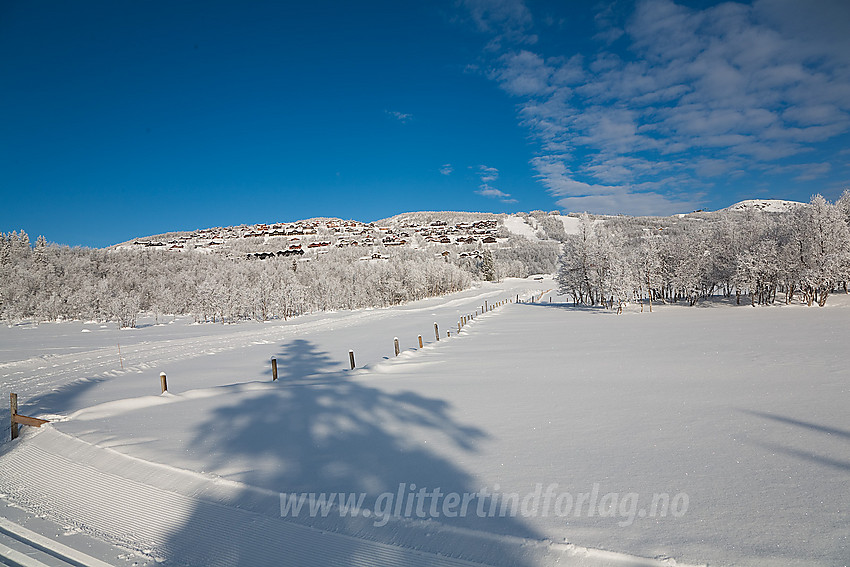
<box><xmin>110</xmin><ymin>291</ymin><xmax>141</xmax><ymax>328</ymax></box>
<box><xmin>558</xmin><ymin>214</ymin><xmax>605</xmax><ymax>305</ymax></box>
<box><xmin>604</xmin><ymin>240</ymin><xmax>638</xmax><ymax>313</ymax></box>
<box><xmin>5</xmin><ymin>199</ymin><xmax>850</xmax><ymax>324</ymax></box>
<box><xmin>792</xmin><ymin>195</ymin><xmax>850</xmax><ymax>306</ymax></box>
<box><xmin>837</xmin><ymin>189</ymin><xmax>850</xmax><ymax>226</ymax></box>
<box><xmin>735</xmin><ymin>241</ymin><xmax>780</xmax><ymax>306</ymax></box>
<box><xmin>637</xmin><ymin>235</ymin><xmax>664</xmax><ymax>311</ymax></box>
<box><xmin>480</xmin><ymin>250</ymin><xmax>496</xmax><ymax>282</ymax></box>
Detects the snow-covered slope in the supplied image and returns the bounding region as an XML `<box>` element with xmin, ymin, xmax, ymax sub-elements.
<box><xmin>557</xmin><ymin>215</ymin><xmax>581</xmax><ymax>235</ymax></box>
<box><xmin>501</xmin><ymin>215</ymin><xmax>540</xmax><ymax>240</ymax></box>
<box><xmin>2</xmin><ymin>282</ymin><xmax>849</xmax><ymax>566</ymax></box>
<box><xmin>721</xmin><ymin>199</ymin><xmax>806</xmax><ymax>213</ymax></box>
<box><xmin>110</xmin><ymin>201</ymin><xmax>811</xmax><ymax>255</ymax></box>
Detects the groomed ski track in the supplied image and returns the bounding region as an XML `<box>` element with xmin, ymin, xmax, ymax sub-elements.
<box><xmin>0</xmin><ymin>427</ymin><xmax>690</xmax><ymax>567</ymax></box>
<box><xmin>0</xmin><ymin>279</ymin><xmax>701</xmax><ymax>567</ymax></box>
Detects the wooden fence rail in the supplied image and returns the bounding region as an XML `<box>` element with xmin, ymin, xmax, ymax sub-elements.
<box><xmin>10</xmin><ymin>393</ymin><xmax>49</xmax><ymax>441</ymax></box>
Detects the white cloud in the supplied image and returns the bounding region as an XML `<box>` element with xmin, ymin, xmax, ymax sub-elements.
<box><xmin>465</xmin><ymin>0</ymin><xmax>850</xmax><ymax>215</ymax></box>
<box><xmin>474</xmin><ymin>165</ymin><xmax>517</xmax><ymax>202</ymax></box>
<box><xmin>477</xmin><ymin>165</ymin><xmax>499</xmax><ymax>182</ymax></box>
<box><xmin>386</xmin><ymin>110</ymin><xmax>413</xmax><ymax>124</ymax></box>
<box><xmin>440</xmin><ymin>164</ymin><xmax>454</xmax><ymax>176</ymax></box>
<box><xmin>476</xmin><ymin>184</ymin><xmax>517</xmax><ymax>202</ymax></box>
<box><xmin>493</xmin><ymin>50</ymin><xmax>555</xmax><ymax>96</ymax></box>
<box><xmin>530</xmin><ymin>154</ymin><xmax>705</xmax><ymax>214</ymax></box>
<box><xmin>764</xmin><ymin>161</ymin><xmax>833</xmax><ymax>182</ymax></box>
<box><xmin>793</xmin><ymin>162</ymin><xmax>832</xmax><ymax>182</ymax></box>
<box><xmin>554</xmin><ymin>190</ymin><xmax>704</xmax><ymax>217</ymax></box>
<box><xmin>460</xmin><ymin>0</ymin><xmax>536</xmax><ymax>48</ymax></box>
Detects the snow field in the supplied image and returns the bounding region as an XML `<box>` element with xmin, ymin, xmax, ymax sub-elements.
<box><xmin>557</xmin><ymin>215</ymin><xmax>581</xmax><ymax>235</ymax></box>
<box><xmin>1</xmin><ymin>279</ymin><xmax>848</xmax><ymax>566</ymax></box>
<box><xmin>501</xmin><ymin>217</ymin><xmax>541</xmax><ymax>241</ymax></box>
<box><xmin>0</xmin><ymin>280</ymin><xmax>542</xmax><ymax>434</ymax></box>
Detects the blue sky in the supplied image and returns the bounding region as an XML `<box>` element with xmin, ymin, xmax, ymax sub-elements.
<box><xmin>2</xmin><ymin>0</ymin><xmax>849</xmax><ymax>247</ymax></box>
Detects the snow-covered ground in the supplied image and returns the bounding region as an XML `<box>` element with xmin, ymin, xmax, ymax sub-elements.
<box><xmin>721</xmin><ymin>199</ymin><xmax>806</xmax><ymax>213</ymax></box>
<box><xmin>1</xmin><ymin>278</ymin><xmax>848</xmax><ymax>566</ymax></box>
<box><xmin>501</xmin><ymin>216</ymin><xmax>541</xmax><ymax>241</ymax></box>
<box><xmin>557</xmin><ymin>215</ymin><xmax>581</xmax><ymax>235</ymax></box>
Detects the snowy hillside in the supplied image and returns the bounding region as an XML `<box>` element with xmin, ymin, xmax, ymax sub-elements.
<box><xmin>501</xmin><ymin>215</ymin><xmax>541</xmax><ymax>240</ymax></box>
<box><xmin>110</xmin><ymin>200</ymin><xmax>811</xmax><ymax>258</ymax></box>
<box><xmin>113</xmin><ymin>212</ymin><xmax>545</xmax><ymax>255</ymax></box>
<box><xmin>721</xmin><ymin>199</ymin><xmax>806</xmax><ymax>213</ymax></box>
<box><xmin>1</xmin><ymin>281</ymin><xmax>848</xmax><ymax>566</ymax></box>
<box><xmin>109</xmin><ymin>200</ymin><xmax>815</xmax><ymax>259</ymax></box>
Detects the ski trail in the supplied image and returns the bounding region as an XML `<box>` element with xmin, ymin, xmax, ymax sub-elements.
<box><xmin>0</xmin><ymin>517</ymin><xmax>115</xmax><ymax>567</ymax></box>
<box><xmin>0</xmin><ymin>428</ymin><xmax>699</xmax><ymax>567</ymax></box>
<box><xmin>2</xmin><ymin>283</ymin><xmax>542</xmax><ymax>412</ymax></box>
<box><xmin>0</xmin><ymin>430</ymin><xmax>496</xmax><ymax>567</ymax></box>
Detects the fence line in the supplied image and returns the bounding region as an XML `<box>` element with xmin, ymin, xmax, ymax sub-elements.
<box><xmin>6</xmin><ymin>294</ymin><xmax>526</xmax><ymax>445</ymax></box>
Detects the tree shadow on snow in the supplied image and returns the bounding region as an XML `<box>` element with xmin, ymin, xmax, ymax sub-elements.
<box><xmin>738</xmin><ymin>409</ymin><xmax>850</xmax><ymax>472</ymax></box>
<box><xmin>1</xmin><ymin>377</ymin><xmax>108</xmax><ymax>448</ymax></box>
<box><xmin>160</xmin><ymin>339</ymin><xmax>542</xmax><ymax>566</ymax></box>
<box><xmin>263</xmin><ymin>338</ymin><xmax>339</xmax><ymax>382</ymax></box>
<box><xmin>518</xmin><ymin>300</ymin><xmax>613</xmax><ymax>314</ymax></box>
<box><xmin>2</xmin><ymin>377</ymin><xmax>109</xmax><ymax>442</ymax></box>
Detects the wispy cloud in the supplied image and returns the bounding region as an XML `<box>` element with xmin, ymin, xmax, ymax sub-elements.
<box><xmin>463</xmin><ymin>0</ymin><xmax>850</xmax><ymax>214</ymax></box>
<box><xmin>474</xmin><ymin>165</ymin><xmax>517</xmax><ymax>202</ymax></box>
<box><xmin>386</xmin><ymin>110</ymin><xmax>413</xmax><ymax>124</ymax></box>
<box><xmin>459</xmin><ymin>0</ymin><xmax>536</xmax><ymax>49</ymax></box>
<box><xmin>477</xmin><ymin>165</ymin><xmax>499</xmax><ymax>183</ymax></box>
<box><xmin>767</xmin><ymin>161</ymin><xmax>833</xmax><ymax>182</ymax></box>
<box><xmin>440</xmin><ymin>163</ymin><xmax>454</xmax><ymax>176</ymax></box>
<box><xmin>476</xmin><ymin>185</ymin><xmax>516</xmax><ymax>202</ymax></box>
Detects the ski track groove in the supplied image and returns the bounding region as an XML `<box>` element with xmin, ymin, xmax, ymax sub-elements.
<box><xmin>0</xmin><ymin>284</ymin><xmax>565</xmax><ymax>567</ymax></box>
<box><xmin>0</xmin><ymin>517</ymin><xmax>115</xmax><ymax>567</ymax></box>
<box><xmin>2</xmin><ymin>287</ymin><xmax>531</xmax><ymax>408</ymax></box>
<box><xmin>3</xmin><ymin>309</ymin><xmax>381</xmax><ymax>399</ymax></box>
<box><xmin>0</xmin><ymin>432</ymin><xmax>495</xmax><ymax>567</ymax></box>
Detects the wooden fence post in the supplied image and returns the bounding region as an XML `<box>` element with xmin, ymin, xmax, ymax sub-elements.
<box><xmin>457</xmin><ymin>322</ymin><xmax>461</xmax><ymax>333</ymax></box>
<box><xmin>271</xmin><ymin>357</ymin><xmax>278</xmax><ymax>381</ymax></box>
<box><xmin>160</xmin><ymin>372</ymin><xmax>168</xmax><ymax>393</ymax></box>
<box><xmin>394</xmin><ymin>337</ymin><xmax>400</xmax><ymax>356</ymax></box>
<box><xmin>8</xmin><ymin>394</ymin><xmax>49</xmax><ymax>441</ymax></box>
<box><xmin>349</xmin><ymin>350</ymin><xmax>356</xmax><ymax>369</ymax></box>
<box><xmin>485</xmin><ymin>300</ymin><xmax>488</xmax><ymax>311</ymax></box>
<box><xmin>418</xmin><ymin>335</ymin><xmax>423</xmax><ymax>348</ymax></box>
<box><xmin>434</xmin><ymin>322</ymin><xmax>440</xmax><ymax>342</ymax></box>
<box><xmin>10</xmin><ymin>393</ymin><xmax>18</xmax><ymax>441</ymax></box>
